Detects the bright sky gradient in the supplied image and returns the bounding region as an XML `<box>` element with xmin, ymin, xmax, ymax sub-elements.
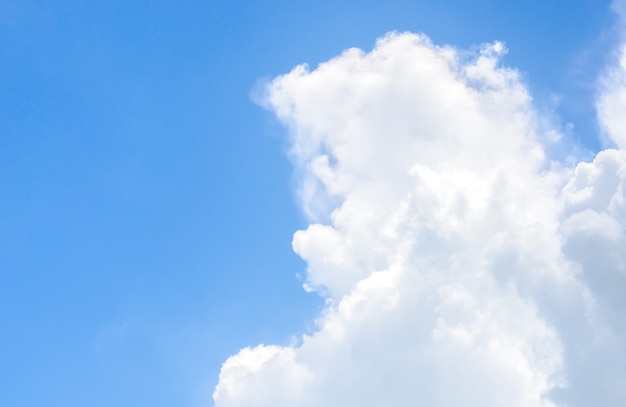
<box><xmin>1</xmin><ymin>1</ymin><xmax>624</xmax><ymax>406</ymax></box>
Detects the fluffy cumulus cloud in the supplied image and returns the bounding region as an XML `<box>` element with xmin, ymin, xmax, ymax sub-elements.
<box><xmin>214</xmin><ymin>13</ymin><xmax>626</xmax><ymax>407</ymax></box>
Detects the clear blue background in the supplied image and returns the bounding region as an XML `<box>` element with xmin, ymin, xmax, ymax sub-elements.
<box><xmin>0</xmin><ymin>1</ymin><xmax>615</xmax><ymax>405</ymax></box>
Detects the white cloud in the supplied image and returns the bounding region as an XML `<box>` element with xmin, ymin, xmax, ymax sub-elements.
<box><xmin>214</xmin><ymin>29</ymin><xmax>626</xmax><ymax>407</ymax></box>
<box><xmin>597</xmin><ymin>46</ymin><xmax>626</xmax><ymax>148</ymax></box>
<box><xmin>598</xmin><ymin>0</ymin><xmax>626</xmax><ymax>149</ymax></box>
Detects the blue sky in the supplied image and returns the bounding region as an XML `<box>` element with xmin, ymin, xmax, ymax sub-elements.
<box><xmin>1</xmin><ymin>1</ymin><xmax>622</xmax><ymax>406</ymax></box>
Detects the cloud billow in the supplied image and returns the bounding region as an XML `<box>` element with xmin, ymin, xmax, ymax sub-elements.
<box><xmin>214</xmin><ymin>28</ymin><xmax>626</xmax><ymax>407</ymax></box>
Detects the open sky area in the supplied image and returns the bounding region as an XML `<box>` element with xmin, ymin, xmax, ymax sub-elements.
<box><xmin>2</xmin><ymin>1</ymin><xmax>626</xmax><ymax>406</ymax></box>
